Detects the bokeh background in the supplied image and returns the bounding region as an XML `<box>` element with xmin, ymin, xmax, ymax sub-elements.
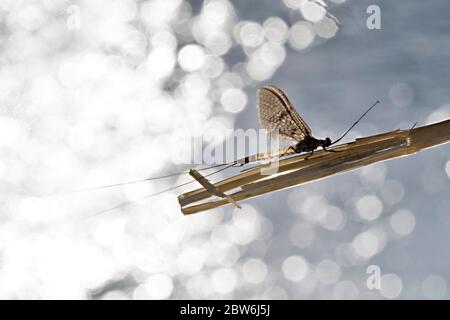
<box><xmin>0</xmin><ymin>0</ymin><xmax>449</xmax><ymax>299</ymax></box>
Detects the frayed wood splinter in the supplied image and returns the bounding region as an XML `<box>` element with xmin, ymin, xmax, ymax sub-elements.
<box><xmin>188</xmin><ymin>169</ymin><xmax>242</xmax><ymax>209</ymax></box>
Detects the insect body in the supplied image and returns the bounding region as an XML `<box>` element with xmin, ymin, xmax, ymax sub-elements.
<box><xmin>294</xmin><ymin>136</ymin><xmax>331</xmax><ymax>153</ymax></box>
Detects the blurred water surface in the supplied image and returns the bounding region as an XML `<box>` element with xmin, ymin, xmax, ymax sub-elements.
<box><xmin>0</xmin><ymin>0</ymin><xmax>449</xmax><ymax>299</ymax></box>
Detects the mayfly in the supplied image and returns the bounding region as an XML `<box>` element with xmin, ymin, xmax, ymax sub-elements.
<box><xmin>61</xmin><ymin>85</ymin><xmax>379</xmax><ymax>216</ymax></box>
<box><xmin>238</xmin><ymin>85</ymin><xmax>379</xmax><ymax>164</ymax></box>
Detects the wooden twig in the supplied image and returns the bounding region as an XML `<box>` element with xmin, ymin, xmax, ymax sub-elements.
<box><xmin>188</xmin><ymin>169</ymin><xmax>241</xmax><ymax>209</ymax></box>
<box><xmin>178</xmin><ymin>119</ymin><xmax>450</xmax><ymax>215</ymax></box>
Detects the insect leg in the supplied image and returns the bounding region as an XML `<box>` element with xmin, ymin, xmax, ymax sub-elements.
<box><xmin>305</xmin><ymin>150</ymin><xmax>314</xmax><ymax>160</ymax></box>
<box><xmin>232</xmin><ymin>162</ymin><xmax>245</xmax><ymax>167</ymax></box>
<box><xmin>323</xmin><ymin>147</ymin><xmax>341</xmax><ymax>153</ymax></box>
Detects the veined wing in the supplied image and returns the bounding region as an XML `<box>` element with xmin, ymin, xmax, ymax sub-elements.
<box><xmin>257</xmin><ymin>85</ymin><xmax>312</xmax><ymax>142</ymax></box>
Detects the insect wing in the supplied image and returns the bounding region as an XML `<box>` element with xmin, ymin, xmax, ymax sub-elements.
<box><xmin>257</xmin><ymin>85</ymin><xmax>312</xmax><ymax>142</ymax></box>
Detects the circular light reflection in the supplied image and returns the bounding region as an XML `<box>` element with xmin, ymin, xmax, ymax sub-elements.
<box><xmin>321</xmin><ymin>205</ymin><xmax>346</xmax><ymax>231</ymax></box>
<box><xmin>389</xmin><ymin>82</ymin><xmax>414</xmax><ymax>108</ymax></box>
<box><xmin>380</xmin><ymin>180</ymin><xmax>405</xmax><ymax>206</ymax></box>
<box><xmin>359</xmin><ymin>163</ymin><xmax>386</xmax><ymax>187</ymax></box>
<box><xmin>356</xmin><ymin>195</ymin><xmax>383</xmax><ymax>221</ymax></box>
<box><xmin>288</xmin><ymin>21</ymin><xmax>315</xmax><ymax>50</ymax></box>
<box><xmin>142</xmin><ymin>274</ymin><xmax>174</xmax><ymax>299</ymax></box>
<box><xmin>221</xmin><ymin>88</ymin><xmax>248</xmax><ymax>113</ymax></box>
<box><xmin>237</xmin><ymin>22</ymin><xmax>265</xmax><ymax>47</ymax></box>
<box><xmin>315</xmin><ymin>16</ymin><xmax>338</xmax><ymax>39</ymax></box>
<box><xmin>178</xmin><ymin>44</ymin><xmax>206</xmax><ymax>72</ymax></box>
<box><xmin>301</xmin><ymin>1</ymin><xmax>326</xmax><ymax>22</ymax></box>
<box><xmin>242</xmin><ymin>259</ymin><xmax>268</xmax><ymax>284</ymax></box>
<box><xmin>315</xmin><ymin>259</ymin><xmax>341</xmax><ymax>285</ymax></box>
<box><xmin>177</xmin><ymin>247</ymin><xmax>206</xmax><ymax>275</ymax></box>
<box><xmin>380</xmin><ymin>273</ymin><xmax>403</xmax><ymax>299</ymax></box>
<box><xmin>211</xmin><ymin>268</ymin><xmax>237</xmax><ymax>294</ymax></box>
<box><xmin>390</xmin><ymin>209</ymin><xmax>416</xmax><ymax>236</ymax></box>
<box><xmin>263</xmin><ymin>17</ymin><xmax>289</xmax><ymax>43</ymax></box>
<box><xmin>282</xmin><ymin>255</ymin><xmax>309</xmax><ymax>282</ymax></box>
<box><xmin>352</xmin><ymin>231</ymin><xmax>379</xmax><ymax>258</ymax></box>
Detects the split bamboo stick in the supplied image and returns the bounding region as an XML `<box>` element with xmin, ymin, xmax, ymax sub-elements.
<box><xmin>178</xmin><ymin>119</ymin><xmax>450</xmax><ymax>215</ymax></box>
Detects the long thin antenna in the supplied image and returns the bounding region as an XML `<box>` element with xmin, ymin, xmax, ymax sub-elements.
<box><xmin>47</xmin><ymin>162</ymin><xmax>233</xmax><ymax>197</ymax></box>
<box><xmin>331</xmin><ymin>100</ymin><xmax>380</xmax><ymax>145</ymax></box>
<box><xmin>86</xmin><ymin>163</ymin><xmax>235</xmax><ymax>218</ymax></box>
